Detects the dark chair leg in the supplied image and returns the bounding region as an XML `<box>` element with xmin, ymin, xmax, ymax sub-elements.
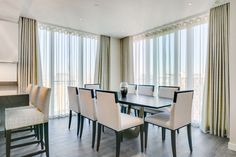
<box><xmin>77</xmin><ymin>113</ymin><xmax>81</xmax><ymax>136</ymax></box>
<box><xmin>177</xmin><ymin>129</ymin><xmax>179</xmax><ymax>134</ymax></box>
<box><xmin>144</xmin><ymin>122</ymin><xmax>149</xmax><ymax>149</ymax></box>
<box><xmin>162</xmin><ymin>128</ymin><xmax>166</xmax><ymax>141</ymax></box>
<box><xmin>140</xmin><ymin>125</ymin><xmax>144</xmax><ymax>152</ymax></box>
<box><xmin>80</xmin><ymin>116</ymin><xmax>84</xmax><ymax>138</ymax></box>
<box><xmin>171</xmin><ymin>130</ymin><xmax>176</xmax><ymax>157</ymax></box>
<box><xmin>137</xmin><ymin>110</ymin><xmax>140</xmax><ymax>117</ymax></box>
<box><xmin>187</xmin><ymin>124</ymin><xmax>193</xmax><ymax>152</ymax></box>
<box><xmin>92</xmin><ymin>121</ymin><xmax>96</xmax><ymax>148</ymax></box>
<box><xmin>97</xmin><ymin>123</ymin><xmax>102</xmax><ymax>151</ymax></box>
<box><xmin>68</xmin><ymin>110</ymin><xmax>72</xmax><ymax>130</ymax></box>
<box><xmin>39</xmin><ymin>124</ymin><xmax>44</xmax><ymax>149</ymax></box>
<box><xmin>102</xmin><ymin>125</ymin><xmax>105</xmax><ymax>133</ymax></box>
<box><xmin>6</xmin><ymin>130</ymin><xmax>11</xmax><ymax>157</ymax></box>
<box><xmin>44</xmin><ymin>123</ymin><xmax>49</xmax><ymax>157</ymax></box>
<box><xmin>134</xmin><ymin>110</ymin><xmax>137</xmax><ymax>116</ymax></box>
<box><xmin>144</xmin><ymin>112</ymin><xmax>147</xmax><ymax>118</ymax></box>
<box><xmin>116</xmin><ymin>131</ymin><xmax>121</xmax><ymax>157</ymax></box>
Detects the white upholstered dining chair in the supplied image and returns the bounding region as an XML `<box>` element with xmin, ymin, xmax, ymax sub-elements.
<box><xmin>68</xmin><ymin>86</ymin><xmax>81</xmax><ymax>136</ymax></box>
<box><xmin>95</xmin><ymin>90</ymin><xmax>144</xmax><ymax>157</ymax></box>
<box><xmin>132</xmin><ymin>85</ymin><xmax>155</xmax><ymax>117</ymax></box>
<box><xmin>84</xmin><ymin>84</ymin><xmax>101</xmax><ymax>90</ymax></box>
<box><xmin>78</xmin><ymin>88</ymin><xmax>97</xmax><ymax>148</ymax></box>
<box><xmin>144</xmin><ymin>90</ymin><xmax>194</xmax><ymax>157</ymax></box>
<box><xmin>121</xmin><ymin>84</ymin><xmax>137</xmax><ymax>113</ymax></box>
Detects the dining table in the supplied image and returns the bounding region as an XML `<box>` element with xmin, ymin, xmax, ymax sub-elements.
<box><xmin>0</xmin><ymin>93</ymin><xmax>29</xmax><ymax>132</ymax></box>
<box><xmin>118</xmin><ymin>93</ymin><xmax>173</xmax><ymax>138</ymax></box>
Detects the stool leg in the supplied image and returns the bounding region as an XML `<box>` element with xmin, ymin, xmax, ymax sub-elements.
<box><xmin>6</xmin><ymin>130</ymin><xmax>11</xmax><ymax>157</ymax></box>
<box><xmin>40</xmin><ymin>124</ymin><xmax>44</xmax><ymax>150</ymax></box>
<box><xmin>44</xmin><ymin>123</ymin><xmax>49</xmax><ymax>157</ymax></box>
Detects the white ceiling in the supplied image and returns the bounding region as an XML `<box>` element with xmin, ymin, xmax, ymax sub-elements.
<box><xmin>0</xmin><ymin>0</ymin><xmax>215</xmax><ymax>38</ymax></box>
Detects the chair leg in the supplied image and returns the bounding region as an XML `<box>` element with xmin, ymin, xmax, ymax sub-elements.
<box><xmin>144</xmin><ymin>122</ymin><xmax>149</xmax><ymax>149</ymax></box>
<box><xmin>39</xmin><ymin>124</ymin><xmax>44</xmax><ymax>150</ymax></box>
<box><xmin>6</xmin><ymin>130</ymin><xmax>11</xmax><ymax>157</ymax></box>
<box><xmin>102</xmin><ymin>125</ymin><xmax>105</xmax><ymax>133</ymax></box>
<box><xmin>171</xmin><ymin>130</ymin><xmax>176</xmax><ymax>157</ymax></box>
<box><xmin>68</xmin><ymin>110</ymin><xmax>72</xmax><ymax>130</ymax></box>
<box><xmin>97</xmin><ymin>123</ymin><xmax>102</xmax><ymax>151</ymax></box>
<box><xmin>187</xmin><ymin>124</ymin><xmax>193</xmax><ymax>152</ymax></box>
<box><xmin>162</xmin><ymin>128</ymin><xmax>166</xmax><ymax>141</ymax></box>
<box><xmin>44</xmin><ymin>123</ymin><xmax>49</xmax><ymax>157</ymax></box>
<box><xmin>77</xmin><ymin>113</ymin><xmax>81</xmax><ymax>136</ymax></box>
<box><xmin>177</xmin><ymin>129</ymin><xmax>180</xmax><ymax>134</ymax></box>
<box><xmin>115</xmin><ymin>131</ymin><xmax>121</xmax><ymax>157</ymax></box>
<box><xmin>92</xmin><ymin>121</ymin><xmax>96</xmax><ymax>148</ymax></box>
<box><xmin>80</xmin><ymin>116</ymin><xmax>84</xmax><ymax>138</ymax></box>
<box><xmin>140</xmin><ymin>125</ymin><xmax>144</xmax><ymax>152</ymax></box>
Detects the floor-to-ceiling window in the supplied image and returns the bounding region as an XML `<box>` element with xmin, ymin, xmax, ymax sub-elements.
<box><xmin>133</xmin><ymin>19</ymin><xmax>208</xmax><ymax>125</ymax></box>
<box><xmin>38</xmin><ymin>24</ymin><xmax>98</xmax><ymax>117</ymax></box>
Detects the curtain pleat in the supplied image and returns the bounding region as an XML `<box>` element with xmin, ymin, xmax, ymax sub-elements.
<box><xmin>201</xmin><ymin>3</ymin><xmax>230</xmax><ymax>137</ymax></box>
<box><xmin>18</xmin><ymin>17</ymin><xmax>38</xmax><ymax>93</ymax></box>
<box><xmin>38</xmin><ymin>24</ymin><xmax>98</xmax><ymax>117</ymax></box>
<box><xmin>120</xmin><ymin>36</ymin><xmax>134</xmax><ymax>83</ymax></box>
<box><xmin>132</xmin><ymin>22</ymin><xmax>208</xmax><ymax>124</ymax></box>
<box><xmin>94</xmin><ymin>35</ymin><xmax>110</xmax><ymax>90</ymax></box>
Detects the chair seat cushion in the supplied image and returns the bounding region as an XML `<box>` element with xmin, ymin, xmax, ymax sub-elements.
<box><xmin>145</xmin><ymin>112</ymin><xmax>172</xmax><ymax>129</ymax></box>
<box><xmin>5</xmin><ymin>108</ymin><xmax>47</xmax><ymax>130</ymax></box>
<box><xmin>119</xmin><ymin>113</ymin><xmax>143</xmax><ymax>131</ymax></box>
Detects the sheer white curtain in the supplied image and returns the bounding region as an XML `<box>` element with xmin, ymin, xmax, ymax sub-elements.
<box><xmin>133</xmin><ymin>22</ymin><xmax>208</xmax><ymax>125</ymax></box>
<box><xmin>38</xmin><ymin>24</ymin><xmax>98</xmax><ymax>117</ymax></box>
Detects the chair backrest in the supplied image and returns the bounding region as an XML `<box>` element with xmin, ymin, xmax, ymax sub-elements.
<box><xmin>84</xmin><ymin>84</ymin><xmax>101</xmax><ymax>90</ymax></box>
<box><xmin>36</xmin><ymin>86</ymin><xmax>51</xmax><ymax>119</ymax></box>
<box><xmin>79</xmin><ymin>88</ymin><xmax>96</xmax><ymax>121</ymax></box>
<box><xmin>170</xmin><ymin>90</ymin><xmax>194</xmax><ymax>129</ymax></box>
<box><xmin>26</xmin><ymin>84</ymin><xmax>33</xmax><ymax>94</ymax></box>
<box><xmin>128</xmin><ymin>84</ymin><xmax>137</xmax><ymax>94</ymax></box>
<box><xmin>31</xmin><ymin>85</ymin><xmax>40</xmax><ymax>106</ymax></box>
<box><xmin>95</xmin><ymin>90</ymin><xmax>120</xmax><ymax>130</ymax></box>
<box><xmin>67</xmin><ymin>86</ymin><xmax>80</xmax><ymax>113</ymax></box>
<box><xmin>158</xmin><ymin>86</ymin><xmax>180</xmax><ymax>99</ymax></box>
<box><xmin>137</xmin><ymin>85</ymin><xmax>155</xmax><ymax>96</ymax></box>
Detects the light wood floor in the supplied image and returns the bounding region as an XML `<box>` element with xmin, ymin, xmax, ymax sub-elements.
<box><xmin>1</xmin><ymin>117</ymin><xmax>236</xmax><ymax>157</ymax></box>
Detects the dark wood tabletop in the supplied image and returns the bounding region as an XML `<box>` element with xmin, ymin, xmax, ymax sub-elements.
<box><xmin>118</xmin><ymin>93</ymin><xmax>173</xmax><ymax>109</ymax></box>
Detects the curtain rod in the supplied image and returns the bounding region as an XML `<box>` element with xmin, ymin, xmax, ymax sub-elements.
<box><xmin>211</xmin><ymin>0</ymin><xmax>230</xmax><ymax>8</ymax></box>
<box><xmin>38</xmin><ymin>20</ymin><xmax>99</xmax><ymax>37</ymax></box>
<box><xmin>133</xmin><ymin>11</ymin><xmax>209</xmax><ymax>38</ymax></box>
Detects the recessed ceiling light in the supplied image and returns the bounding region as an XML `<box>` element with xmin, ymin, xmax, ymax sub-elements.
<box><xmin>188</xmin><ymin>2</ymin><xmax>193</xmax><ymax>6</ymax></box>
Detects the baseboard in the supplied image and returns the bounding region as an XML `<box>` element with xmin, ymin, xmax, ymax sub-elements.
<box><xmin>228</xmin><ymin>142</ymin><xmax>236</xmax><ymax>151</ymax></box>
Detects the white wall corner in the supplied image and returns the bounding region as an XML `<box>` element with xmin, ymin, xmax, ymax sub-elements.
<box><xmin>228</xmin><ymin>142</ymin><xmax>236</xmax><ymax>151</ymax></box>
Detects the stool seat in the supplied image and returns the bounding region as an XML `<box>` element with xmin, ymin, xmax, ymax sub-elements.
<box><xmin>5</xmin><ymin>108</ymin><xmax>47</xmax><ymax>130</ymax></box>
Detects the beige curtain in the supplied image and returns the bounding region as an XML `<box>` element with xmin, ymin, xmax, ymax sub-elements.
<box><xmin>201</xmin><ymin>3</ymin><xmax>230</xmax><ymax>137</ymax></box>
<box><xmin>94</xmin><ymin>35</ymin><xmax>110</xmax><ymax>90</ymax></box>
<box><xmin>18</xmin><ymin>17</ymin><xmax>38</xmax><ymax>93</ymax></box>
<box><xmin>120</xmin><ymin>36</ymin><xmax>134</xmax><ymax>83</ymax></box>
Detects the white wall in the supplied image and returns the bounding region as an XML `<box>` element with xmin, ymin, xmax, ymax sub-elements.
<box><xmin>0</xmin><ymin>20</ymin><xmax>18</xmax><ymax>82</ymax></box>
<box><xmin>0</xmin><ymin>20</ymin><xmax>18</xmax><ymax>62</ymax></box>
<box><xmin>109</xmin><ymin>38</ymin><xmax>121</xmax><ymax>91</ymax></box>
<box><xmin>229</xmin><ymin>0</ymin><xmax>236</xmax><ymax>151</ymax></box>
